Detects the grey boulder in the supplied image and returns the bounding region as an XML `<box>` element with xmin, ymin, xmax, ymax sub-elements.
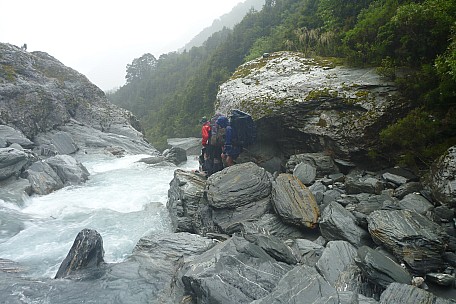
<box><xmin>320</xmin><ymin>202</ymin><xmax>373</xmax><ymax>248</ymax></box>
<box><xmin>367</xmin><ymin>209</ymin><xmax>449</xmax><ymax>274</ymax></box>
<box><xmin>45</xmin><ymin>154</ymin><xmax>89</xmax><ymax>185</ymax></box>
<box><xmin>55</xmin><ymin>228</ymin><xmax>105</xmax><ymax>279</ymax></box>
<box><xmin>0</xmin><ymin>147</ymin><xmax>31</xmax><ymax>180</ymax></box>
<box><xmin>355</xmin><ymin>246</ymin><xmax>412</xmax><ymax>288</ymax></box>
<box><xmin>272</xmin><ymin>173</ymin><xmax>320</xmax><ymax>229</ymax></box>
<box><xmin>181</xmin><ymin>235</ymin><xmax>293</xmax><ymax>304</ymax></box>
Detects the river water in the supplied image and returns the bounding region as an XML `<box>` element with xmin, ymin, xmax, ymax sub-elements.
<box><xmin>0</xmin><ymin>153</ymin><xmax>198</xmax><ymax>278</ymax></box>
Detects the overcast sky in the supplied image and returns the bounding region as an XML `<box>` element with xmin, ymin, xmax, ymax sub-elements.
<box><xmin>0</xmin><ymin>0</ymin><xmax>246</xmax><ymax>91</ymax></box>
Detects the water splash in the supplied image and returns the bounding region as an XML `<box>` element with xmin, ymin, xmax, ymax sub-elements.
<box><xmin>0</xmin><ymin>153</ymin><xmax>199</xmax><ymax>278</ymax></box>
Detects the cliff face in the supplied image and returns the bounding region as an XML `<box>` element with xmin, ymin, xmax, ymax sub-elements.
<box><xmin>0</xmin><ymin>43</ymin><xmax>154</xmax><ymax>155</ymax></box>
<box><xmin>0</xmin><ymin>43</ymin><xmax>159</xmax><ymax>199</ymax></box>
<box><xmin>216</xmin><ymin>51</ymin><xmax>410</xmax><ymax>167</ymax></box>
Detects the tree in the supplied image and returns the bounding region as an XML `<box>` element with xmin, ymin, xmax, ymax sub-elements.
<box><xmin>378</xmin><ymin>0</ymin><xmax>456</xmax><ymax>67</ymax></box>
<box><xmin>125</xmin><ymin>53</ymin><xmax>157</xmax><ymax>84</ymax></box>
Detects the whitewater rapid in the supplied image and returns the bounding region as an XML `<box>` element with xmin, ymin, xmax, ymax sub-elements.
<box><xmin>0</xmin><ymin>153</ymin><xmax>199</xmax><ymax>278</ymax></box>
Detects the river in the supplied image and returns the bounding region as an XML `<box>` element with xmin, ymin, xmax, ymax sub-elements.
<box><xmin>0</xmin><ymin>153</ymin><xmax>199</xmax><ymax>278</ymax></box>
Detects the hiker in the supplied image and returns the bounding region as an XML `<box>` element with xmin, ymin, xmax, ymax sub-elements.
<box><xmin>199</xmin><ymin>116</ymin><xmax>211</xmax><ymax>174</ymax></box>
<box><xmin>216</xmin><ymin>115</ymin><xmax>240</xmax><ymax>167</ymax></box>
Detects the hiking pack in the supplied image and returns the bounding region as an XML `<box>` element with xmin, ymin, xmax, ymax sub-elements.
<box><xmin>229</xmin><ymin>109</ymin><xmax>256</xmax><ymax>148</ymax></box>
<box><xmin>209</xmin><ymin>113</ymin><xmax>225</xmax><ymax>146</ymax></box>
<box><xmin>208</xmin><ymin>110</ymin><xmax>256</xmax><ymax>148</ymax></box>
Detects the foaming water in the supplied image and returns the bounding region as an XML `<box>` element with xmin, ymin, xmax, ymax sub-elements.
<box><xmin>0</xmin><ymin>153</ymin><xmax>199</xmax><ymax>278</ymax></box>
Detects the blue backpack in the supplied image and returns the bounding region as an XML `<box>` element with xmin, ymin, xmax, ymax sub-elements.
<box><xmin>229</xmin><ymin>109</ymin><xmax>256</xmax><ymax>148</ymax></box>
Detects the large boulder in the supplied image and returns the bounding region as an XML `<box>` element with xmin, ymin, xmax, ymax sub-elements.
<box><xmin>167</xmin><ymin>166</ymin><xmax>279</xmax><ymax>237</ymax></box>
<box><xmin>244</xmin><ymin>233</ymin><xmax>298</xmax><ymax>265</ymax></box>
<box><xmin>271</xmin><ymin>173</ymin><xmax>320</xmax><ymax>229</ymax></box>
<box><xmin>45</xmin><ymin>154</ymin><xmax>89</xmax><ymax>185</ymax></box>
<box><xmin>206</xmin><ymin>163</ymin><xmax>273</xmax><ymax>234</ymax></box>
<box><xmin>167</xmin><ymin>137</ymin><xmax>201</xmax><ymax>156</ymax></box>
<box><xmin>0</xmin><ymin>125</ymin><xmax>34</xmax><ymax>149</ymax></box>
<box><xmin>206</xmin><ymin>162</ymin><xmax>271</xmax><ymax>209</ymax></box>
<box><xmin>163</xmin><ymin>146</ymin><xmax>187</xmax><ymax>165</ymax></box>
<box><xmin>216</xmin><ymin>51</ymin><xmax>408</xmax><ymax>164</ymax></box>
<box><xmin>288</xmin><ymin>238</ymin><xmax>324</xmax><ymax>267</ymax></box>
<box><xmin>428</xmin><ymin>145</ymin><xmax>456</xmax><ymax>208</ymax></box>
<box><xmin>250</xmin><ymin>265</ymin><xmax>340</xmax><ymax>304</ymax></box>
<box><xmin>320</xmin><ymin>202</ymin><xmax>373</xmax><ymax>248</ymax></box>
<box><xmin>356</xmin><ymin>246</ymin><xmax>412</xmax><ymax>288</ymax></box>
<box><xmin>55</xmin><ymin>229</ymin><xmax>105</xmax><ymax>279</ymax></box>
<box><xmin>26</xmin><ymin>160</ymin><xmax>64</xmax><ymax>195</ymax></box>
<box><xmin>345</xmin><ymin>174</ymin><xmax>384</xmax><ymax>195</ymax></box>
<box><xmin>181</xmin><ymin>235</ymin><xmax>294</xmax><ymax>304</ymax></box>
<box><xmin>0</xmin><ymin>147</ymin><xmax>31</xmax><ymax>180</ymax></box>
<box><xmin>398</xmin><ymin>193</ymin><xmax>434</xmax><ymax>215</ymax></box>
<box><xmin>286</xmin><ymin>153</ymin><xmax>340</xmax><ymax>177</ymax></box>
<box><xmin>167</xmin><ymin>169</ymin><xmax>207</xmax><ymax>233</ymax></box>
<box><xmin>316</xmin><ymin>240</ymin><xmax>358</xmax><ymax>287</ymax></box>
<box><xmin>367</xmin><ymin>209</ymin><xmax>449</xmax><ymax>274</ymax></box>
<box><xmin>292</xmin><ymin>162</ymin><xmax>317</xmax><ymax>185</ymax></box>
<box><xmin>0</xmin><ymin>177</ymin><xmax>31</xmax><ymax>204</ymax></box>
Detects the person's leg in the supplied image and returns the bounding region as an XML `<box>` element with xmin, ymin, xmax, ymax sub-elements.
<box><xmin>213</xmin><ymin>146</ymin><xmax>224</xmax><ymax>173</ymax></box>
<box><xmin>204</xmin><ymin>146</ymin><xmax>214</xmax><ymax>176</ymax></box>
<box><xmin>199</xmin><ymin>148</ymin><xmax>206</xmax><ymax>172</ymax></box>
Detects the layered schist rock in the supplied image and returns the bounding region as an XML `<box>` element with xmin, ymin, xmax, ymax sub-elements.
<box><xmin>216</xmin><ymin>51</ymin><xmax>408</xmax><ymax>166</ymax></box>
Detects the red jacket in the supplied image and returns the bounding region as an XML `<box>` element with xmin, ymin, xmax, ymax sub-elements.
<box><xmin>201</xmin><ymin>122</ymin><xmax>211</xmax><ymax>146</ymax></box>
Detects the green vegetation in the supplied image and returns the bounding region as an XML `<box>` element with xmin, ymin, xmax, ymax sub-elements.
<box><xmin>0</xmin><ymin>64</ymin><xmax>16</xmax><ymax>82</ymax></box>
<box><xmin>107</xmin><ymin>0</ymin><xmax>456</xmax><ymax>170</ymax></box>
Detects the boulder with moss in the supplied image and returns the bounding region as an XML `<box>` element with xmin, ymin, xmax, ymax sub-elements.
<box><xmin>216</xmin><ymin>51</ymin><xmax>408</xmax><ymax>167</ymax></box>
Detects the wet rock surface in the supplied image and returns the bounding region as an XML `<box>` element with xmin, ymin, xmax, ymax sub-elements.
<box><xmin>164</xmin><ymin>156</ymin><xmax>456</xmax><ymax>303</ymax></box>
<box><xmin>0</xmin><ymin>42</ymin><xmax>160</xmax><ymax>198</ymax></box>
<box><xmin>2</xmin><ymin>45</ymin><xmax>456</xmax><ymax>303</ymax></box>
<box><xmin>55</xmin><ymin>229</ymin><xmax>105</xmax><ymax>279</ymax></box>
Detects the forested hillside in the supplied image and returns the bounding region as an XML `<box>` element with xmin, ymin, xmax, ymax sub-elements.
<box><xmin>107</xmin><ymin>0</ymin><xmax>456</xmax><ymax>171</ymax></box>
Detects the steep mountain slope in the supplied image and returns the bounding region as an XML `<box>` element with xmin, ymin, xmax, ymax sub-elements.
<box><xmin>0</xmin><ymin>42</ymin><xmax>156</xmax><ymax>155</ymax></box>
<box><xmin>180</xmin><ymin>0</ymin><xmax>265</xmax><ymax>51</ymax></box>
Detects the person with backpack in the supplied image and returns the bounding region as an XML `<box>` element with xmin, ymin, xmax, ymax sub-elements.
<box><xmin>216</xmin><ymin>115</ymin><xmax>241</xmax><ymax>167</ymax></box>
<box><xmin>205</xmin><ymin>113</ymin><xmax>224</xmax><ymax>176</ymax></box>
<box><xmin>198</xmin><ymin>116</ymin><xmax>211</xmax><ymax>175</ymax></box>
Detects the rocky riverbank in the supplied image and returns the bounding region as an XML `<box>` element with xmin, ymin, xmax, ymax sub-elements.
<box><xmin>0</xmin><ymin>42</ymin><xmax>164</xmax><ymax>201</ymax></box>
<box><xmin>8</xmin><ymin>146</ymin><xmax>453</xmax><ymax>303</ymax></box>
<box><xmin>162</xmin><ymin>148</ymin><xmax>456</xmax><ymax>303</ymax></box>
<box><xmin>1</xmin><ymin>44</ymin><xmax>455</xmax><ymax>303</ymax></box>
